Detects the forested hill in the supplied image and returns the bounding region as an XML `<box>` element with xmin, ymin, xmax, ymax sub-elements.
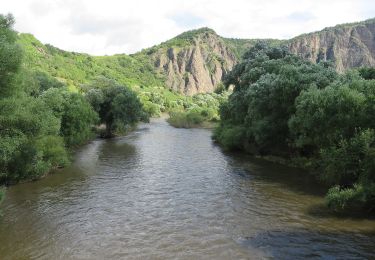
<box><xmin>18</xmin><ymin>18</ymin><xmax>375</xmax><ymax>96</ymax></box>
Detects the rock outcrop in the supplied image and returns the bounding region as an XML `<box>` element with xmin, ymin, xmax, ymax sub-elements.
<box><xmin>147</xmin><ymin>29</ymin><xmax>239</xmax><ymax>95</ymax></box>
<box><xmin>288</xmin><ymin>19</ymin><xmax>375</xmax><ymax>72</ymax></box>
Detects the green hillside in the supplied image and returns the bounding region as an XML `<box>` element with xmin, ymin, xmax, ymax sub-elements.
<box><xmin>18</xmin><ymin>33</ymin><xmax>165</xmax><ymax>89</ymax></box>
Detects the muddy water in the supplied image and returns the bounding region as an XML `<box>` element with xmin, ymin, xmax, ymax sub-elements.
<box><xmin>0</xmin><ymin>119</ymin><xmax>374</xmax><ymax>259</ymax></box>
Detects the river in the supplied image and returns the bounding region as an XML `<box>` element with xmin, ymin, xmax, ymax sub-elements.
<box><xmin>0</xmin><ymin>118</ymin><xmax>374</xmax><ymax>259</ymax></box>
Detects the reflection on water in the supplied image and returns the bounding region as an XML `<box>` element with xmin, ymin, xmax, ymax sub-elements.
<box><xmin>0</xmin><ymin>118</ymin><xmax>374</xmax><ymax>259</ymax></box>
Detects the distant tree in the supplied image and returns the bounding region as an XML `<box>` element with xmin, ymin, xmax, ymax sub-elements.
<box><xmin>84</xmin><ymin>77</ymin><xmax>147</xmax><ymax>137</ymax></box>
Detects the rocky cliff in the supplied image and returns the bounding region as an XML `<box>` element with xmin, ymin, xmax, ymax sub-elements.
<box><xmin>288</xmin><ymin>18</ymin><xmax>375</xmax><ymax>72</ymax></box>
<box><xmin>140</xmin><ymin>29</ymin><xmax>240</xmax><ymax>95</ymax></box>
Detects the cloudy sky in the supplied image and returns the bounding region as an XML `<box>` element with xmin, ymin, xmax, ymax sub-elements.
<box><xmin>1</xmin><ymin>0</ymin><xmax>374</xmax><ymax>55</ymax></box>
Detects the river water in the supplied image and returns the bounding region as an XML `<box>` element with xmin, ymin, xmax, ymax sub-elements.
<box><xmin>0</xmin><ymin>119</ymin><xmax>374</xmax><ymax>259</ymax></box>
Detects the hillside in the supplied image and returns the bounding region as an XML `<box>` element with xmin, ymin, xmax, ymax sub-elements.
<box><xmin>18</xmin><ymin>33</ymin><xmax>165</xmax><ymax>89</ymax></box>
<box><xmin>18</xmin><ymin>18</ymin><xmax>375</xmax><ymax>96</ymax></box>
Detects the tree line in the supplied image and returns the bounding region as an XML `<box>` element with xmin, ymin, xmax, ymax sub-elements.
<box><xmin>0</xmin><ymin>14</ymin><xmax>147</xmax><ymax>198</ymax></box>
<box><xmin>214</xmin><ymin>42</ymin><xmax>375</xmax><ymax>214</ymax></box>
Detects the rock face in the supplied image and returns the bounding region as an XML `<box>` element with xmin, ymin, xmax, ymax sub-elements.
<box><xmin>141</xmin><ymin>19</ymin><xmax>375</xmax><ymax>95</ymax></box>
<box><xmin>150</xmin><ymin>30</ymin><xmax>238</xmax><ymax>95</ymax></box>
<box><xmin>288</xmin><ymin>19</ymin><xmax>375</xmax><ymax>72</ymax></box>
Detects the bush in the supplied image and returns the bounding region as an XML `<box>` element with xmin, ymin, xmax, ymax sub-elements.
<box><xmin>213</xmin><ymin>125</ymin><xmax>246</xmax><ymax>150</ymax></box>
<box><xmin>326</xmin><ymin>185</ymin><xmax>365</xmax><ymax>212</ymax></box>
<box><xmin>142</xmin><ymin>101</ymin><xmax>161</xmax><ymax>117</ymax></box>
<box><xmin>167</xmin><ymin>105</ymin><xmax>221</xmax><ymax>128</ymax></box>
<box><xmin>319</xmin><ymin>129</ymin><xmax>375</xmax><ymax>186</ymax></box>
<box><xmin>35</xmin><ymin>135</ymin><xmax>70</xmax><ymax>168</ymax></box>
<box><xmin>167</xmin><ymin>110</ymin><xmax>204</xmax><ymax>128</ymax></box>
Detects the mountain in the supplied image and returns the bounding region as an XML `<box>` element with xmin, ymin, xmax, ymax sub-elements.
<box><xmin>133</xmin><ymin>28</ymin><xmax>280</xmax><ymax>95</ymax></box>
<box><xmin>138</xmin><ymin>28</ymin><xmax>238</xmax><ymax>95</ymax></box>
<box><xmin>18</xmin><ymin>18</ymin><xmax>375</xmax><ymax>96</ymax></box>
<box><xmin>288</xmin><ymin>18</ymin><xmax>375</xmax><ymax>72</ymax></box>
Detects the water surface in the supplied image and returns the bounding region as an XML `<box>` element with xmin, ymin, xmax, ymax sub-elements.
<box><xmin>0</xmin><ymin>119</ymin><xmax>374</xmax><ymax>259</ymax></box>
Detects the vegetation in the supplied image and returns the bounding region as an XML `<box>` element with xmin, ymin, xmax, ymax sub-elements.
<box><xmin>18</xmin><ymin>33</ymin><xmax>214</xmax><ymax>119</ymax></box>
<box><xmin>0</xmin><ymin>14</ymin><xmax>146</xmax><ymax>191</ymax></box>
<box><xmin>214</xmin><ymin>42</ymin><xmax>375</xmax><ymax>214</ymax></box>
<box><xmin>41</xmin><ymin>88</ymin><xmax>99</xmax><ymax>146</ymax></box>
<box><xmin>18</xmin><ymin>33</ymin><xmax>164</xmax><ymax>90</ymax></box>
<box><xmin>167</xmin><ymin>92</ymin><xmax>228</xmax><ymax>128</ymax></box>
<box><xmin>83</xmin><ymin>77</ymin><xmax>147</xmax><ymax>137</ymax></box>
<box><xmin>0</xmin><ymin>186</ymin><xmax>4</xmax><ymax>204</ymax></box>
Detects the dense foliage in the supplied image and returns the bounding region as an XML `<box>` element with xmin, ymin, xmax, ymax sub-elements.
<box><xmin>0</xmin><ymin>14</ymin><xmax>96</xmax><ymax>187</ymax></box>
<box><xmin>214</xmin><ymin>43</ymin><xmax>375</xmax><ymax>214</ymax></box>
<box><xmin>83</xmin><ymin>77</ymin><xmax>147</xmax><ymax>137</ymax></box>
<box><xmin>41</xmin><ymin>88</ymin><xmax>99</xmax><ymax>146</ymax></box>
<box><xmin>167</xmin><ymin>92</ymin><xmax>228</xmax><ymax>128</ymax></box>
<box><xmin>0</xmin><ymin>14</ymin><xmax>145</xmax><ymax>195</ymax></box>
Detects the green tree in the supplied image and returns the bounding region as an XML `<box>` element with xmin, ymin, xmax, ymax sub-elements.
<box><xmin>215</xmin><ymin>43</ymin><xmax>375</xmax><ymax>213</ymax></box>
<box><xmin>0</xmin><ymin>14</ymin><xmax>71</xmax><ymax>186</ymax></box>
<box><xmin>0</xmin><ymin>96</ymin><xmax>69</xmax><ymax>183</ymax></box>
<box><xmin>84</xmin><ymin>77</ymin><xmax>147</xmax><ymax>137</ymax></box>
<box><xmin>0</xmin><ymin>14</ymin><xmax>23</xmax><ymax>97</ymax></box>
<box><xmin>217</xmin><ymin>43</ymin><xmax>337</xmax><ymax>154</ymax></box>
<box><xmin>41</xmin><ymin>88</ymin><xmax>98</xmax><ymax>146</ymax></box>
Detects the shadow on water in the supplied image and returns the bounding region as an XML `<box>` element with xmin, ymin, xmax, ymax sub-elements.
<box><xmin>223</xmin><ymin>149</ymin><xmax>327</xmax><ymax>197</ymax></box>
<box><xmin>2</xmin><ymin>137</ymin><xmax>139</xmax><ymax>210</ymax></box>
<box><xmin>221</xmin><ymin>149</ymin><xmax>375</xmax><ymax>221</ymax></box>
<box><xmin>240</xmin><ymin>228</ymin><xmax>375</xmax><ymax>259</ymax></box>
<box><xmin>98</xmin><ymin>137</ymin><xmax>137</xmax><ymax>159</ymax></box>
<box><xmin>306</xmin><ymin>203</ymin><xmax>375</xmax><ymax>220</ymax></box>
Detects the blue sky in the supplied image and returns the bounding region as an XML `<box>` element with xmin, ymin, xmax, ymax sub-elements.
<box><xmin>0</xmin><ymin>0</ymin><xmax>373</xmax><ymax>55</ymax></box>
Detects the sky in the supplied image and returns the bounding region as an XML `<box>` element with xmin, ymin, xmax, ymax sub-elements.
<box><xmin>0</xmin><ymin>0</ymin><xmax>374</xmax><ymax>55</ymax></box>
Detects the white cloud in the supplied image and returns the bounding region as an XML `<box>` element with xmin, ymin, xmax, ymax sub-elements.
<box><xmin>0</xmin><ymin>0</ymin><xmax>373</xmax><ymax>55</ymax></box>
